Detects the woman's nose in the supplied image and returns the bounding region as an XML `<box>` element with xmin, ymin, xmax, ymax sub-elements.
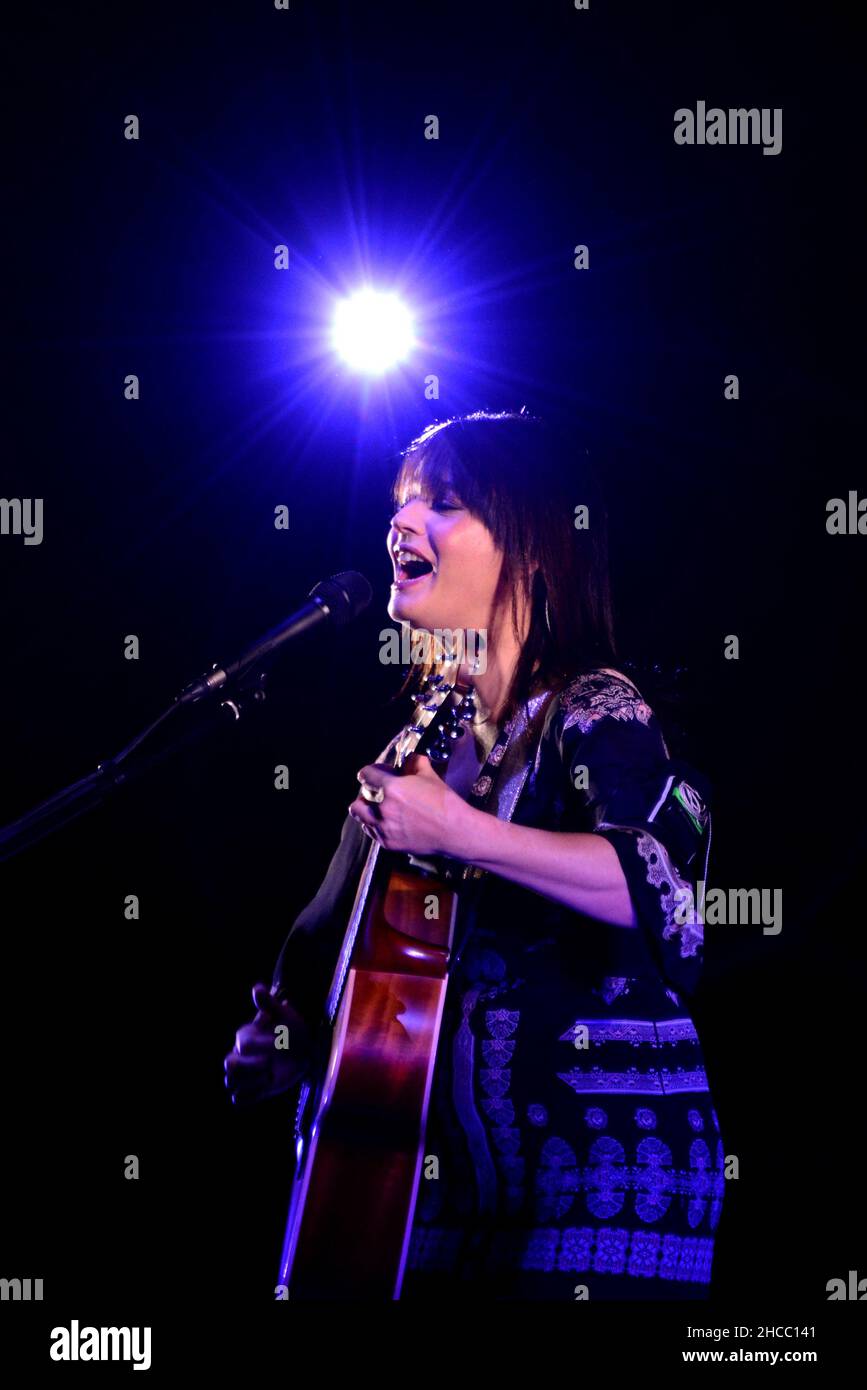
<box><xmin>390</xmin><ymin>498</ymin><xmax>426</xmax><ymax>533</ymax></box>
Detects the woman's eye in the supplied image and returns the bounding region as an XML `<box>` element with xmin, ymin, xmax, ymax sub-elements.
<box><xmin>431</xmin><ymin>496</ymin><xmax>462</xmax><ymax>512</ymax></box>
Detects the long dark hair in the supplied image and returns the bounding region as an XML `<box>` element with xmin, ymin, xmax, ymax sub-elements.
<box><xmin>391</xmin><ymin>409</ymin><xmax>619</xmax><ymax>723</ymax></box>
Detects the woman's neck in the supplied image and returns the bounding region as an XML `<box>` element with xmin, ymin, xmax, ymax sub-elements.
<box><xmin>457</xmin><ymin>624</ymin><xmax>525</xmax><ymax>726</ymax></box>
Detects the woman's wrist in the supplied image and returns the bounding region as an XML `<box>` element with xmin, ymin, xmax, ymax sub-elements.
<box><xmin>441</xmin><ymin>796</ymin><xmax>489</xmax><ymax>862</ymax></box>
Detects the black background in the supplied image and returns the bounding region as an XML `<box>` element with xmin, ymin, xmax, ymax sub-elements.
<box><xmin>1</xmin><ymin>0</ymin><xmax>864</xmax><ymax>1364</ymax></box>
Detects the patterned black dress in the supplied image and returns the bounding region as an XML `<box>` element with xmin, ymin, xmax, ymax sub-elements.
<box><xmin>272</xmin><ymin>667</ymin><xmax>725</xmax><ymax>1301</ymax></box>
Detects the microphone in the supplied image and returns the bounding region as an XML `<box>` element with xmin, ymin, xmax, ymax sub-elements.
<box><xmin>176</xmin><ymin>570</ymin><xmax>373</xmax><ymax>706</ymax></box>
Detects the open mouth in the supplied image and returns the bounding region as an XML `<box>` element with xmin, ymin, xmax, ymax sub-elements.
<box><xmin>393</xmin><ymin>549</ymin><xmax>436</xmax><ymax>588</ymax></box>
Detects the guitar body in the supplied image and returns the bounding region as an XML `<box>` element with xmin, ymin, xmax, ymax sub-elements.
<box><xmin>279</xmin><ymin>863</ymin><xmax>459</xmax><ymax>1299</ymax></box>
<box><xmin>278</xmin><ymin>663</ymin><xmax>474</xmax><ymax>1300</ymax></box>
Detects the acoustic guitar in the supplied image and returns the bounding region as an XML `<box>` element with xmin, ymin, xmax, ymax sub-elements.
<box><xmin>277</xmin><ymin>657</ymin><xmax>476</xmax><ymax>1299</ymax></box>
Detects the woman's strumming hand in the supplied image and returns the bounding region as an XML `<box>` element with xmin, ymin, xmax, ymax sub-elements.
<box><xmin>348</xmin><ymin>753</ymin><xmax>471</xmax><ymax>858</ymax></box>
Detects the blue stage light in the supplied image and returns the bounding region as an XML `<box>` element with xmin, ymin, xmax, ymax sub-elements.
<box><xmin>331</xmin><ymin>289</ymin><xmax>415</xmax><ymax>375</ymax></box>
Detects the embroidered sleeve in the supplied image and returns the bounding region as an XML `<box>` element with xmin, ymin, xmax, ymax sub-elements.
<box><xmin>555</xmin><ymin>671</ymin><xmax>712</xmax><ymax>998</ymax></box>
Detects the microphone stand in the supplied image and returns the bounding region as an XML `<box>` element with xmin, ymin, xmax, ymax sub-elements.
<box><xmin>2</xmin><ymin>570</ymin><xmax>372</xmax><ymax>863</ymax></box>
<box><xmin>0</xmin><ymin>660</ymin><xmax>271</xmax><ymax>865</ymax></box>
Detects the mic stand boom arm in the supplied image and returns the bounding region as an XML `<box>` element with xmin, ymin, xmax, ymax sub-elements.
<box><xmin>0</xmin><ymin>569</ymin><xmax>372</xmax><ymax>863</ymax></box>
<box><xmin>0</xmin><ymin>662</ymin><xmax>269</xmax><ymax>865</ymax></box>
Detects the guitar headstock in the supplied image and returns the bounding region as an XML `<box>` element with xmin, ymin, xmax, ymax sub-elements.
<box><xmin>394</xmin><ymin>654</ymin><xmax>477</xmax><ymax>769</ymax></box>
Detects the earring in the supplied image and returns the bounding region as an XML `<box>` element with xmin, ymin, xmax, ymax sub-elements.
<box><xmin>544</xmin><ymin>597</ymin><xmax>552</xmax><ymax>635</ymax></box>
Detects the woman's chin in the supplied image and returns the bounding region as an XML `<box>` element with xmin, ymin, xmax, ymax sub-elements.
<box><xmin>388</xmin><ymin>582</ymin><xmax>461</xmax><ymax>634</ymax></box>
<box><xmin>389</xmin><ymin>604</ymin><xmax>428</xmax><ymax>631</ymax></box>
<box><xmin>389</xmin><ymin>590</ymin><xmax>427</xmax><ymax>626</ymax></box>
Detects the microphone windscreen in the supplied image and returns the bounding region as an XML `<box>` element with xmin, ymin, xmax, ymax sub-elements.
<box><xmin>309</xmin><ymin>571</ymin><xmax>373</xmax><ymax>626</ymax></box>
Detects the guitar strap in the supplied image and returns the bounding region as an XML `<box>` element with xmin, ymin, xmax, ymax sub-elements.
<box><xmin>458</xmin><ymin>683</ymin><xmax>557</xmax><ymax>879</ymax></box>
<box><xmin>443</xmin><ymin>684</ymin><xmax>558</xmax><ymax>1226</ymax></box>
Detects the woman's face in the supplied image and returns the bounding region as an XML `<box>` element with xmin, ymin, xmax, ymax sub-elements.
<box><xmin>386</xmin><ymin>479</ymin><xmax>503</xmax><ymax>637</ymax></box>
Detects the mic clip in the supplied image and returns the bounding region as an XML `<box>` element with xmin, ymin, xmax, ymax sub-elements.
<box><xmin>219</xmin><ymin>668</ymin><xmax>268</xmax><ymax>723</ymax></box>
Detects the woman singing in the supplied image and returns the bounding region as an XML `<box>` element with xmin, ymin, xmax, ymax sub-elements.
<box><xmin>224</xmin><ymin>410</ymin><xmax>724</xmax><ymax>1300</ymax></box>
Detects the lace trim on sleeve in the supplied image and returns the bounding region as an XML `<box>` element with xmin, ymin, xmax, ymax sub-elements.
<box><xmin>634</xmin><ymin>830</ymin><xmax>703</xmax><ymax>960</ymax></box>
<box><xmin>597</xmin><ymin>821</ymin><xmax>704</xmax><ymax>961</ymax></box>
